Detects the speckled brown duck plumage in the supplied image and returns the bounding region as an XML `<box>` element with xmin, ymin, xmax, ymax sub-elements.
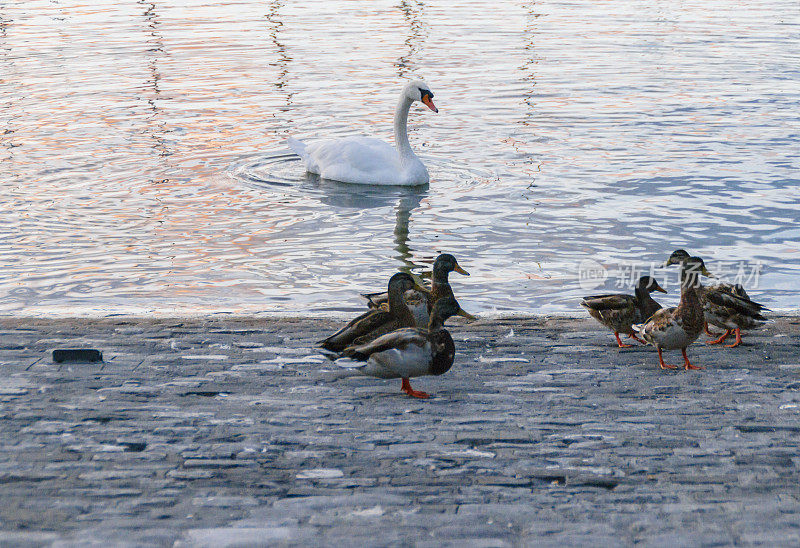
<box><xmin>581</xmin><ymin>275</ymin><xmax>667</xmax><ymax>347</ymax></box>
<box><xmin>665</xmin><ymin>250</ymin><xmax>768</xmax><ymax>348</ymax></box>
<box><xmin>633</xmin><ymin>256</ymin><xmax>711</xmax><ymax>370</ymax></box>
<box><xmin>319</xmin><ymin>272</ymin><xmax>424</xmax><ymax>352</ymax></box>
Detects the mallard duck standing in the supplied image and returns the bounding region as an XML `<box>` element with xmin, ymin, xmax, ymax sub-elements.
<box><xmin>581</xmin><ymin>276</ymin><xmax>667</xmax><ymax>347</ymax></box>
<box><xmin>633</xmin><ymin>256</ymin><xmax>711</xmax><ymax>370</ymax></box>
<box><xmin>319</xmin><ymin>272</ymin><xmax>424</xmax><ymax>352</ymax></box>
<box><xmin>362</xmin><ymin>253</ymin><xmax>474</xmax><ymax>324</ymax></box>
<box><xmin>665</xmin><ymin>250</ymin><xmax>767</xmax><ymax>348</ymax></box>
<box><xmin>335</xmin><ymin>296</ymin><xmax>461</xmax><ymax>399</ymax></box>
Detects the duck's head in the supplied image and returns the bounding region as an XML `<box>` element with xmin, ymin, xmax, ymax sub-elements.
<box><xmin>404</xmin><ymin>80</ymin><xmax>438</xmax><ymax>113</ymax></box>
<box><xmin>433</xmin><ymin>253</ymin><xmax>469</xmax><ymax>278</ymax></box>
<box><xmin>637</xmin><ymin>275</ymin><xmax>667</xmax><ymax>294</ymax></box>
<box><xmin>664</xmin><ymin>249</ymin><xmax>691</xmax><ymax>267</ymax></box>
<box><xmin>387</xmin><ymin>272</ymin><xmax>426</xmax><ymax>295</ymax></box>
<box><xmin>681</xmin><ymin>256</ymin><xmax>714</xmax><ymax>287</ymax></box>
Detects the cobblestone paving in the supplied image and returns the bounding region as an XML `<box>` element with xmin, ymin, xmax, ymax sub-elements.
<box><xmin>1</xmin><ymin>315</ymin><xmax>799</xmax><ymax>546</ymax></box>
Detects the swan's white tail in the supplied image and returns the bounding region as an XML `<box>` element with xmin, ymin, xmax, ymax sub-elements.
<box><xmin>287</xmin><ymin>137</ymin><xmax>308</xmax><ymax>161</ymax></box>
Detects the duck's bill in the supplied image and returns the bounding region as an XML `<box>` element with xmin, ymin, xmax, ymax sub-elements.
<box><xmin>654</xmin><ymin>284</ymin><xmax>667</xmax><ymax>293</ymax></box>
<box><xmin>454</xmin><ymin>264</ymin><xmax>470</xmax><ymax>276</ymax></box>
<box><xmin>422</xmin><ymin>96</ymin><xmax>438</xmax><ymax>113</ymax></box>
<box><xmin>701</xmin><ymin>267</ymin><xmax>715</xmax><ymax>277</ymax></box>
<box><xmin>456</xmin><ymin>308</ymin><xmax>477</xmax><ymax>321</ymax></box>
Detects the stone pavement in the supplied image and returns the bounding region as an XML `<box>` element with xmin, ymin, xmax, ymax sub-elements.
<box><xmin>1</xmin><ymin>314</ymin><xmax>799</xmax><ymax>547</ymax></box>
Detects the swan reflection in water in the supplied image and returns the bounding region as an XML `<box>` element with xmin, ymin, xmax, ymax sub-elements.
<box><xmin>233</xmin><ymin>147</ymin><xmax>428</xmax><ymax>274</ymax></box>
<box><xmin>303</xmin><ymin>172</ymin><xmax>426</xmax><ymax>273</ymax></box>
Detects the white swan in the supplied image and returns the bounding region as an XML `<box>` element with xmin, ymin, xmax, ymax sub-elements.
<box><xmin>288</xmin><ymin>80</ymin><xmax>438</xmax><ymax>186</ymax></box>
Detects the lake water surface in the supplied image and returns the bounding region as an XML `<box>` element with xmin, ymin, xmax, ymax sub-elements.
<box><xmin>1</xmin><ymin>1</ymin><xmax>799</xmax><ymax>316</ymax></box>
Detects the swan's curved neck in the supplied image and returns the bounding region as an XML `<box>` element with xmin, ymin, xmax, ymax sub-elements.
<box><xmin>394</xmin><ymin>95</ymin><xmax>415</xmax><ymax>162</ymax></box>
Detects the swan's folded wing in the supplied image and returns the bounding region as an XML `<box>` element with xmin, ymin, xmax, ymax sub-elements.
<box><xmin>310</xmin><ymin>137</ymin><xmax>400</xmax><ymax>171</ymax></box>
<box><xmin>304</xmin><ymin>137</ymin><xmax>417</xmax><ymax>185</ymax></box>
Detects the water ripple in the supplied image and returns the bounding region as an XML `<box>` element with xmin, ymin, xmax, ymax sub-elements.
<box><xmin>0</xmin><ymin>0</ymin><xmax>798</xmax><ymax>315</ymax></box>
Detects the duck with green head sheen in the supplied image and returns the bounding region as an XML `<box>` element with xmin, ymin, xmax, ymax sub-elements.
<box><xmin>335</xmin><ymin>296</ymin><xmax>461</xmax><ymax>399</ymax></box>
<box><xmin>362</xmin><ymin>253</ymin><xmax>475</xmax><ymax>324</ymax></box>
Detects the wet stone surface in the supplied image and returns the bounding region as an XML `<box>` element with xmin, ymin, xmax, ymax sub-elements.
<box><xmin>0</xmin><ymin>315</ymin><xmax>799</xmax><ymax>546</ymax></box>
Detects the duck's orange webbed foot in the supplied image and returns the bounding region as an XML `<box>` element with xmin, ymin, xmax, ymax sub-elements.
<box><xmin>724</xmin><ymin>328</ymin><xmax>743</xmax><ymax>348</ymax></box>
<box><xmin>657</xmin><ymin>348</ymin><xmax>677</xmax><ymax>370</ymax></box>
<box><xmin>682</xmin><ymin>348</ymin><xmax>703</xmax><ymax>370</ymax></box>
<box><xmin>628</xmin><ymin>334</ymin><xmax>646</xmax><ymax>345</ymax></box>
<box><xmin>707</xmin><ymin>329</ymin><xmax>732</xmax><ymax>345</ymax></box>
<box><xmin>615</xmin><ymin>333</ymin><xmax>635</xmax><ymax>348</ymax></box>
<box><xmin>703</xmin><ymin>322</ymin><xmax>717</xmax><ymax>336</ymax></box>
<box><xmin>401</xmin><ymin>378</ymin><xmax>429</xmax><ymax>399</ymax></box>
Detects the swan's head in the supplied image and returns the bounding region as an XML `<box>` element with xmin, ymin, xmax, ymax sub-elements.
<box><xmin>404</xmin><ymin>80</ymin><xmax>438</xmax><ymax>113</ymax></box>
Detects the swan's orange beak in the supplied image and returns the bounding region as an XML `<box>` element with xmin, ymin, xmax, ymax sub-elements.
<box><xmin>422</xmin><ymin>95</ymin><xmax>438</xmax><ymax>113</ymax></box>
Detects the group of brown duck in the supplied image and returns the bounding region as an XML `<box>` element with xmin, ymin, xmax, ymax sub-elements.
<box><xmin>318</xmin><ymin>250</ymin><xmax>768</xmax><ymax>399</ymax></box>
<box><xmin>582</xmin><ymin>249</ymin><xmax>768</xmax><ymax>370</ymax></box>
<box><xmin>318</xmin><ymin>254</ymin><xmax>473</xmax><ymax>399</ymax></box>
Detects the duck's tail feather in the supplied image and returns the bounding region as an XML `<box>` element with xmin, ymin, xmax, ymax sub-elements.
<box><xmin>314</xmin><ymin>352</ymin><xmax>368</xmax><ymax>380</ymax></box>
<box><xmin>342</xmin><ymin>346</ymin><xmax>370</xmax><ymax>362</ymax></box>
<box><xmin>287</xmin><ymin>137</ymin><xmax>308</xmax><ymax>161</ymax></box>
<box><xmin>318</xmin><ymin>348</ymin><xmax>342</xmax><ymax>361</ymax></box>
<box><xmin>317</xmin><ymin>362</ymin><xmax>365</xmax><ymax>381</ymax></box>
<box><xmin>326</xmin><ymin>357</ymin><xmax>367</xmax><ymax>379</ymax></box>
